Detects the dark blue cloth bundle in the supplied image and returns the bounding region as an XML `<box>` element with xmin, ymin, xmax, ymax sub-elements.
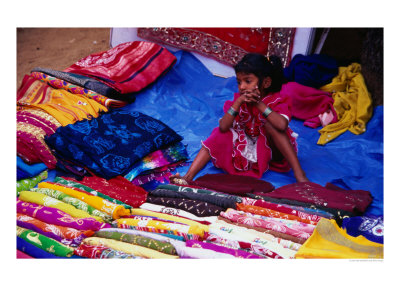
<box><xmin>283</xmin><ymin>54</ymin><xmax>338</xmax><ymax>88</ymax></box>
<box><xmin>45</xmin><ymin>110</ymin><xmax>183</xmax><ymax>179</ymax></box>
<box><xmin>342</xmin><ymin>215</ymin><xmax>384</xmax><ymax>244</ymax></box>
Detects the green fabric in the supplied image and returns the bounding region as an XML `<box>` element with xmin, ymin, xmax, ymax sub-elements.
<box><xmin>16</xmin><ymin>171</ymin><xmax>48</xmax><ymax>195</ymax></box>
<box><xmin>16</xmin><ymin>226</ymin><xmax>74</xmax><ymax>257</ymax></box>
<box><xmin>30</xmin><ymin>187</ymin><xmax>113</xmax><ymax>223</ymax></box>
<box><xmin>94</xmin><ymin>230</ymin><xmax>177</xmax><ymax>256</ymax></box>
<box><xmin>54</xmin><ymin>177</ymin><xmax>132</xmax><ymax>210</ymax></box>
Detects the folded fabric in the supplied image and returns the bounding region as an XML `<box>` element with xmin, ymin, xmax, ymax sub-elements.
<box><xmin>19</xmin><ymin>191</ymin><xmax>104</xmax><ymax>222</ymax></box>
<box><xmin>283</xmin><ymin>54</ymin><xmax>338</xmax><ymax>88</ymax></box>
<box><xmin>56</xmin><ymin>175</ymin><xmax>147</xmax><ymax>208</ymax></box>
<box><xmin>261</xmin><ymin>182</ymin><xmax>372</xmax><ymax>214</ymax></box>
<box><xmin>318</xmin><ymin>63</ymin><xmax>373</xmax><ymax>145</ymax></box>
<box><xmin>81</xmin><ymin>237</ymin><xmax>178</xmax><ymax>259</ymax></box>
<box><xmin>64</xmin><ymin>41</ymin><xmax>177</xmax><ymax>94</ymax></box>
<box><xmin>17</xmin><ymin>236</ymin><xmax>60</xmax><ymax>259</ymax></box>
<box><xmin>31</xmin><ymin>67</ymin><xmax>137</xmax><ymax>102</ymax></box>
<box><xmin>17</xmin><ymin>75</ymin><xmax>108</xmax><ymax>126</ymax></box>
<box><xmin>280</xmin><ymin>82</ymin><xmax>337</xmax><ymax>128</ymax></box>
<box><xmin>241</xmin><ymin>197</ymin><xmax>322</xmax><ymax>224</ymax></box>
<box><xmin>116</xmin><ymin>217</ymin><xmax>205</xmax><ymax>239</ymax></box>
<box><xmin>342</xmin><ymin>215</ymin><xmax>383</xmax><ymax>244</ymax></box>
<box><xmin>185</xmin><ymin>240</ymin><xmax>262</xmax><ymax>259</ymax></box>
<box><xmin>30</xmin><ymin>187</ymin><xmax>113</xmax><ymax>223</ymax></box>
<box><xmin>17</xmin><ymin>213</ymin><xmax>93</xmax><ymax>247</ymax></box>
<box><xmin>295</xmin><ymin>218</ymin><xmax>383</xmax><ymax>259</ymax></box>
<box><xmin>124</xmin><ymin>142</ymin><xmax>189</xmax><ymax>181</ymax></box>
<box><xmin>150</xmin><ymin>185</ymin><xmax>240</xmax><ymax>209</ymax></box>
<box><xmin>94</xmin><ymin>230</ymin><xmax>177</xmax><ymax>256</ymax></box>
<box><xmin>45</xmin><ymin>110</ymin><xmax>183</xmax><ymax>179</ymax></box>
<box><xmin>130</xmin><ymin>208</ymin><xmax>209</xmax><ymax>232</ymax></box>
<box><xmin>74</xmin><ymin>243</ymin><xmax>141</xmax><ymax>259</ymax></box>
<box><xmin>17</xmin><ymin>109</ymin><xmax>60</xmax><ymax>168</ymax></box>
<box><xmin>17</xmin><ymin>170</ymin><xmax>48</xmax><ymax>195</ymax></box>
<box><xmin>237</xmin><ymin>202</ymin><xmax>318</xmax><ymax>226</ymax></box>
<box><xmin>17</xmin><ymin>156</ymin><xmax>48</xmax><ymax>179</ymax></box>
<box><xmin>140</xmin><ymin>202</ymin><xmax>218</xmax><ymax>224</ymax></box>
<box><xmin>30</xmin><ymin>71</ymin><xmax>129</xmax><ymax>108</ymax></box>
<box><xmin>186</xmin><ymin>173</ymin><xmax>274</xmax><ymax>196</ymax></box>
<box><xmin>16</xmin><ymin>226</ymin><xmax>75</xmax><ymax>257</ymax></box>
<box><xmin>38</xmin><ymin>182</ymin><xmax>131</xmax><ymax>219</ymax></box>
<box><xmin>17</xmin><ymin>199</ymin><xmax>110</xmax><ymax>231</ymax></box>
<box><xmin>116</xmin><ymin>223</ymin><xmax>187</xmax><ymax>241</ymax></box>
<box><xmin>171</xmin><ymin>243</ymin><xmax>235</xmax><ymax>259</ymax></box>
<box><xmin>146</xmin><ymin>195</ymin><xmax>224</xmax><ymax>217</ymax></box>
<box><xmin>221</xmin><ymin>208</ymin><xmax>311</xmax><ymax>242</ymax></box>
<box><xmin>17</xmin><ymin>249</ymin><xmax>33</xmax><ymax>259</ymax></box>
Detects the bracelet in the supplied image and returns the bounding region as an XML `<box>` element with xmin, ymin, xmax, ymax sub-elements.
<box><xmin>262</xmin><ymin>107</ymin><xmax>273</xmax><ymax>118</ymax></box>
<box><xmin>227</xmin><ymin>107</ymin><xmax>239</xmax><ymax>117</ymax></box>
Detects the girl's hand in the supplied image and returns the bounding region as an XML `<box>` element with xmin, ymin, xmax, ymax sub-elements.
<box><xmin>243</xmin><ymin>88</ymin><xmax>261</xmax><ymax>103</ymax></box>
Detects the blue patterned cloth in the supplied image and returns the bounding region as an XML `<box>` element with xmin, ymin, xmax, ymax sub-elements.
<box><xmin>17</xmin><ymin>156</ymin><xmax>47</xmax><ymax>180</ymax></box>
<box><xmin>45</xmin><ymin>110</ymin><xmax>182</xmax><ymax>179</ymax></box>
<box><xmin>342</xmin><ymin>215</ymin><xmax>384</xmax><ymax>244</ymax></box>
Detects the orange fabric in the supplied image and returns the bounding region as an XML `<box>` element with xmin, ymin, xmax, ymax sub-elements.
<box><xmin>237</xmin><ymin>203</ymin><xmax>318</xmax><ymax>225</ymax></box>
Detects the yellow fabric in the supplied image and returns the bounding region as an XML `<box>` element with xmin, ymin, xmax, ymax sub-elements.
<box><xmin>38</xmin><ymin>182</ymin><xmax>130</xmax><ymax>219</ymax></box>
<box><xmin>17</xmin><ymin>79</ymin><xmax>108</xmax><ymax>126</ymax></box>
<box><xmin>295</xmin><ymin>218</ymin><xmax>383</xmax><ymax>259</ymax></box>
<box><xmin>82</xmin><ymin>237</ymin><xmax>179</xmax><ymax>259</ymax></box>
<box><xmin>19</xmin><ymin>191</ymin><xmax>103</xmax><ymax>222</ymax></box>
<box><xmin>117</xmin><ymin>218</ymin><xmax>205</xmax><ymax>238</ymax></box>
<box><xmin>131</xmin><ymin>208</ymin><xmax>209</xmax><ymax>232</ymax></box>
<box><xmin>317</xmin><ymin>63</ymin><xmax>373</xmax><ymax>145</ymax></box>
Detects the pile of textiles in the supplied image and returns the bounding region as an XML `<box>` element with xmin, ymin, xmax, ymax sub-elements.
<box><xmin>16</xmin><ymin>41</ymin><xmax>383</xmax><ymax>259</ymax></box>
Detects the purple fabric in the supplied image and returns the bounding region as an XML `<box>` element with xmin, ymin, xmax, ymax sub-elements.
<box><xmin>185</xmin><ymin>240</ymin><xmax>263</xmax><ymax>259</ymax></box>
<box><xmin>17</xmin><ymin>199</ymin><xmax>111</xmax><ymax>231</ymax></box>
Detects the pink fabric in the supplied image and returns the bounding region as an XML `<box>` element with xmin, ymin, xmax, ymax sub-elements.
<box><xmin>202</xmin><ymin>92</ymin><xmax>297</xmax><ymax>178</ymax></box>
<box><xmin>17</xmin><ymin>250</ymin><xmax>33</xmax><ymax>259</ymax></box>
<box><xmin>280</xmin><ymin>82</ymin><xmax>338</xmax><ymax>128</ymax></box>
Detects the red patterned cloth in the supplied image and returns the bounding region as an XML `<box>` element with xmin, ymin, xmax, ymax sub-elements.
<box><xmin>138</xmin><ymin>28</ymin><xmax>296</xmax><ymax>67</ymax></box>
<box><xmin>64</xmin><ymin>41</ymin><xmax>177</xmax><ymax>94</ymax></box>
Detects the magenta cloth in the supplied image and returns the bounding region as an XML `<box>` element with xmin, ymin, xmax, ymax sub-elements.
<box><xmin>185</xmin><ymin>240</ymin><xmax>263</xmax><ymax>259</ymax></box>
<box><xmin>16</xmin><ymin>199</ymin><xmax>111</xmax><ymax>231</ymax></box>
<box><xmin>262</xmin><ymin>182</ymin><xmax>372</xmax><ymax>213</ymax></box>
<box><xmin>64</xmin><ymin>41</ymin><xmax>177</xmax><ymax>94</ymax></box>
<box><xmin>280</xmin><ymin>82</ymin><xmax>338</xmax><ymax>128</ymax></box>
<box><xmin>189</xmin><ymin>173</ymin><xmax>274</xmax><ymax>196</ymax></box>
<box><xmin>202</xmin><ymin>92</ymin><xmax>297</xmax><ymax>178</ymax></box>
<box><xmin>17</xmin><ymin>250</ymin><xmax>33</xmax><ymax>259</ymax></box>
<box><xmin>241</xmin><ymin>197</ymin><xmax>322</xmax><ymax>224</ymax></box>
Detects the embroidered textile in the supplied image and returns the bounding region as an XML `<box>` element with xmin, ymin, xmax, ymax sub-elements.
<box><xmin>146</xmin><ymin>195</ymin><xmax>224</xmax><ymax>217</ymax></box>
<box><xmin>16</xmin><ymin>226</ymin><xmax>75</xmax><ymax>257</ymax></box>
<box><xmin>17</xmin><ymin>199</ymin><xmax>110</xmax><ymax>231</ymax></box>
<box><xmin>137</xmin><ymin>28</ymin><xmax>295</xmax><ymax>68</ymax></box>
<box><xmin>74</xmin><ymin>243</ymin><xmax>141</xmax><ymax>259</ymax></box>
<box><xmin>342</xmin><ymin>215</ymin><xmax>383</xmax><ymax>244</ymax></box>
<box><xmin>81</xmin><ymin>237</ymin><xmax>179</xmax><ymax>259</ymax></box>
<box><xmin>295</xmin><ymin>218</ymin><xmax>383</xmax><ymax>259</ymax></box>
<box><xmin>17</xmin><ymin>236</ymin><xmax>60</xmax><ymax>259</ymax></box>
<box><xmin>45</xmin><ymin>110</ymin><xmax>183</xmax><ymax>179</ymax></box>
<box><xmin>186</xmin><ymin>240</ymin><xmax>262</xmax><ymax>259</ymax></box>
<box><xmin>64</xmin><ymin>41</ymin><xmax>177</xmax><ymax>94</ymax></box>
<box><xmin>17</xmin><ymin>171</ymin><xmax>48</xmax><ymax>195</ymax></box>
<box><xmin>38</xmin><ymin>182</ymin><xmax>131</xmax><ymax>219</ymax></box>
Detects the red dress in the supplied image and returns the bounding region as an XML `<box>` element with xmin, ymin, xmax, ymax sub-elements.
<box><xmin>202</xmin><ymin>92</ymin><xmax>298</xmax><ymax>178</ymax></box>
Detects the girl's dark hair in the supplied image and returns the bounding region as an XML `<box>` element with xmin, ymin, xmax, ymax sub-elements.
<box><xmin>234</xmin><ymin>53</ymin><xmax>285</xmax><ymax>93</ymax></box>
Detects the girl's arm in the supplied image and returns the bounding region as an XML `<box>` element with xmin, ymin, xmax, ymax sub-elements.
<box><xmin>256</xmin><ymin>101</ymin><xmax>288</xmax><ymax>132</ymax></box>
<box><xmin>219</xmin><ymin>95</ymin><xmax>246</xmax><ymax>132</ymax></box>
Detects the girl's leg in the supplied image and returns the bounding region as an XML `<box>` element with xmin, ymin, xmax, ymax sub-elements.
<box><xmin>264</xmin><ymin>122</ymin><xmax>309</xmax><ymax>182</ymax></box>
<box><xmin>170</xmin><ymin>146</ymin><xmax>211</xmax><ymax>182</ymax></box>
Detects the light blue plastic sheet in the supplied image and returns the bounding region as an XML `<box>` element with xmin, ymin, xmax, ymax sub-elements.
<box><xmin>47</xmin><ymin>50</ymin><xmax>383</xmax><ymax>216</ymax></box>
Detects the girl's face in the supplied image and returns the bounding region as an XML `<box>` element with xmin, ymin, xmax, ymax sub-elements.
<box><xmin>236</xmin><ymin>72</ymin><xmax>259</xmax><ymax>95</ymax></box>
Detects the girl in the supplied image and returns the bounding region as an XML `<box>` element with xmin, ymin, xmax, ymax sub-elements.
<box><xmin>171</xmin><ymin>53</ymin><xmax>309</xmax><ymax>183</ymax></box>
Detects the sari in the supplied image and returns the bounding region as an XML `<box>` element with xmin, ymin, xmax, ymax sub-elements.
<box><xmin>17</xmin><ymin>170</ymin><xmax>48</xmax><ymax>195</ymax></box>
<box><xmin>185</xmin><ymin>240</ymin><xmax>262</xmax><ymax>259</ymax></box>
<box><xmin>74</xmin><ymin>243</ymin><xmax>141</xmax><ymax>259</ymax></box>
